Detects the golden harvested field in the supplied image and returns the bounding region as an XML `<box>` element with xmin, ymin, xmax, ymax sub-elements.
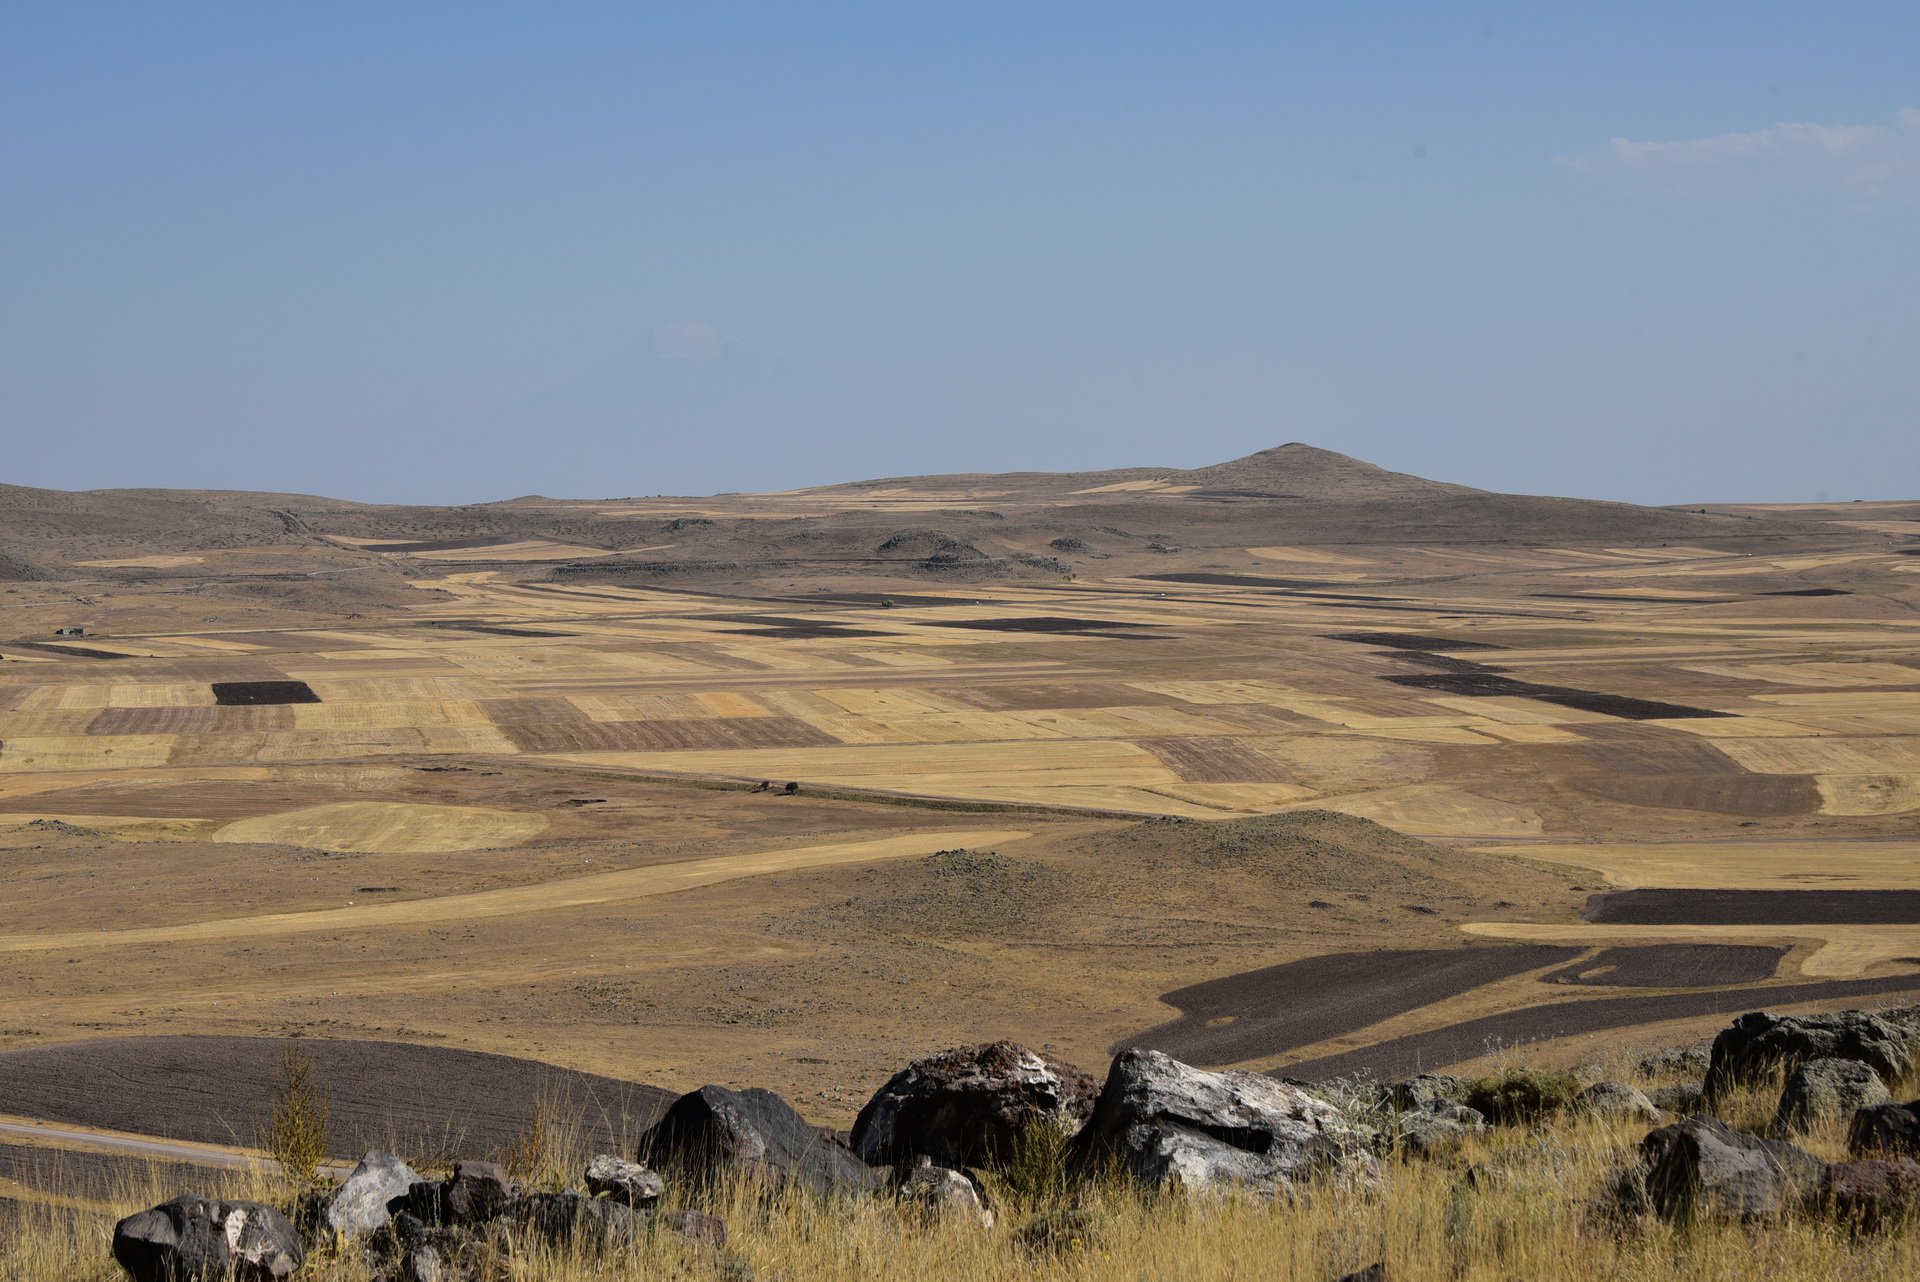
<box><xmin>1</xmin><ymin>458</ymin><xmax>1918</xmax><ymax>1181</ymax></box>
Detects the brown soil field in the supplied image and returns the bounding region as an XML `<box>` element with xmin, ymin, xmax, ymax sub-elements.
<box><xmin>1278</xmin><ymin>976</ymin><xmax>1920</xmax><ymax>1080</ymax></box>
<box><xmin>1583</xmin><ymin>888</ymin><xmax>1920</xmax><ymax>925</ymax></box>
<box><xmin>1120</xmin><ymin>945</ymin><xmax>1581</xmax><ymax>1066</ymax></box>
<box><xmin>1538</xmin><ymin>943</ymin><xmax>1786</xmax><ymax>988</ymax></box>
<box><xmin>1</xmin><ymin>444</ymin><xmax>1917</xmax><ymax>1165</ymax></box>
<box><xmin>0</xmin><ymin>1036</ymin><xmax>668</xmax><ymax>1157</ymax></box>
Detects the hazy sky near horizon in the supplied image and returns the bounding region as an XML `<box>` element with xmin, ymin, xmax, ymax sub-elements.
<box><xmin>3</xmin><ymin>4</ymin><xmax>1916</xmax><ymax>505</ymax></box>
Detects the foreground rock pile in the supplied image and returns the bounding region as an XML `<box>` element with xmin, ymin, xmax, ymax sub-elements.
<box><xmin>110</xmin><ymin>1012</ymin><xmax>1920</xmax><ymax>1280</ymax></box>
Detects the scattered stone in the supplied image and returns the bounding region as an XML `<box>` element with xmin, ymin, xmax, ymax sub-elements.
<box><xmin>390</xmin><ymin>1180</ymin><xmax>449</xmax><ymax>1227</ymax></box>
<box><xmin>850</xmin><ymin>1040</ymin><xmax>1098</xmax><ymax>1172</ymax></box>
<box><xmin>1650</xmin><ymin>1082</ymin><xmax>1707</xmax><ymax>1117</ymax></box>
<box><xmin>1577</xmin><ymin>1082</ymin><xmax>1659</xmax><ymax>1125</ymax></box>
<box><xmin>897</xmin><ymin>1156</ymin><xmax>995</xmax><ymax>1228</ymax></box>
<box><xmin>328</xmin><ymin>1151</ymin><xmax>422</xmax><ymax>1236</ymax></box>
<box><xmin>641</xmin><ymin>1083</ymin><xmax>883</xmax><ymax>1197</ymax></box>
<box><xmin>584</xmin><ymin>1153</ymin><xmax>665</xmax><ymax>1210</ymax></box>
<box><xmin>1636</xmin><ymin>1117</ymin><xmax>1827</xmax><ymax>1222</ymax></box>
<box><xmin>1819</xmin><ymin>1158</ymin><xmax>1920</xmax><ymax>1233</ymax></box>
<box><xmin>661</xmin><ymin>1207</ymin><xmax>729</xmax><ymax>1249</ymax></box>
<box><xmin>1775</xmin><ymin>1057</ymin><xmax>1892</xmax><ymax>1136</ymax></box>
<box><xmin>505</xmin><ymin>1191</ymin><xmax>646</xmax><ymax>1249</ymax></box>
<box><xmin>1382</xmin><ymin>1074</ymin><xmax>1468</xmax><ymax>1112</ymax></box>
<box><xmin>1705</xmin><ymin>1009</ymin><xmax>1913</xmax><ymax>1100</ymax></box>
<box><xmin>445</xmin><ymin>1160</ymin><xmax>513</xmax><ymax>1228</ymax></box>
<box><xmin>113</xmin><ymin>1196</ymin><xmax>305</xmax><ymax>1282</ymax></box>
<box><xmin>1850</xmin><ymin>1099</ymin><xmax>1920</xmax><ymax>1158</ymax></box>
<box><xmin>1077</xmin><ymin>1048</ymin><xmax>1377</xmax><ymax>1195</ymax></box>
<box><xmin>1391</xmin><ymin>1099</ymin><xmax>1485</xmax><ymax>1158</ymax></box>
<box><xmin>1637</xmin><ymin>1046</ymin><xmax>1709</xmax><ymax>1078</ymax></box>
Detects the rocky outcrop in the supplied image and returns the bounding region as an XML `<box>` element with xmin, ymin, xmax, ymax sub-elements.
<box><xmin>1651</xmin><ymin>1082</ymin><xmax>1707</xmax><ymax>1117</ymax></box>
<box><xmin>1077</xmin><ymin>1048</ymin><xmax>1376</xmax><ymax>1194</ymax></box>
<box><xmin>584</xmin><ymin>1153</ymin><xmax>665</xmax><ymax>1209</ymax></box>
<box><xmin>641</xmin><ymin>1083</ymin><xmax>882</xmax><ymax>1197</ymax></box>
<box><xmin>326</xmin><ymin>1151</ymin><xmax>420</xmax><ymax>1237</ymax></box>
<box><xmin>445</xmin><ymin>1160</ymin><xmax>512</xmax><ymax>1228</ymax></box>
<box><xmin>850</xmin><ymin>1040</ymin><xmax>1098</xmax><ymax>1172</ymax></box>
<box><xmin>1706</xmin><ymin>1010</ymin><xmax>1914</xmax><ymax>1100</ymax></box>
<box><xmin>1849</xmin><ymin>1099</ymin><xmax>1920</xmax><ymax>1159</ymax></box>
<box><xmin>1634</xmin><ymin>1117</ymin><xmax>1827</xmax><ymax>1223</ymax></box>
<box><xmin>1775</xmin><ymin>1058</ymin><xmax>1892</xmax><ymax>1136</ymax></box>
<box><xmin>1576</xmin><ymin>1082</ymin><xmax>1658</xmax><ymax>1125</ymax></box>
<box><xmin>113</xmin><ymin>1197</ymin><xmax>305</xmax><ymax>1282</ymax></box>
<box><xmin>1382</xmin><ymin>1074</ymin><xmax>1468</xmax><ymax>1113</ymax></box>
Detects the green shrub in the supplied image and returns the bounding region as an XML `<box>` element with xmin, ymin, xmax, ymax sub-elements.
<box><xmin>1465</xmin><ymin>1068</ymin><xmax>1583</xmax><ymax>1126</ymax></box>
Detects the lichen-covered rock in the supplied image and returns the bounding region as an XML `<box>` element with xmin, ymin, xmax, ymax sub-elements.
<box><xmin>1636</xmin><ymin>1117</ymin><xmax>1827</xmax><ymax>1223</ymax></box>
<box><xmin>1382</xmin><ymin>1074</ymin><xmax>1468</xmax><ymax>1113</ymax></box>
<box><xmin>1706</xmin><ymin>1010</ymin><xmax>1912</xmax><ymax>1100</ymax></box>
<box><xmin>641</xmin><ymin>1084</ymin><xmax>883</xmax><ymax>1197</ymax></box>
<box><xmin>328</xmin><ymin>1151</ymin><xmax>422</xmax><ymax>1236</ymax></box>
<box><xmin>1775</xmin><ymin>1057</ymin><xmax>1892</xmax><ymax>1136</ymax></box>
<box><xmin>661</xmin><ymin>1207</ymin><xmax>728</xmax><ymax>1248</ymax></box>
<box><xmin>1076</xmin><ymin>1048</ymin><xmax>1377</xmax><ymax>1195</ymax></box>
<box><xmin>584</xmin><ymin>1153</ymin><xmax>665</xmax><ymax>1209</ymax></box>
<box><xmin>1849</xmin><ymin>1099</ymin><xmax>1920</xmax><ymax>1159</ymax></box>
<box><xmin>851</xmin><ymin>1040</ymin><xmax>1098</xmax><ymax>1172</ymax></box>
<box><xmin>113</xmin><ymin>1196</ymin><xmax>305</xmax><ymax>1281</ymax></box>
<box><xmin>1577</xmin><ymin>1082</ymin><xmax>1659</xmax><ymax>1125</ymax></box>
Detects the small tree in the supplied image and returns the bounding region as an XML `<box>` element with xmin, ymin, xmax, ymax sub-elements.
<box><xmin>264</xmin><ymin>1045</ymin><xmax>331</xmax><ymax>1185</ymax></box>
<box><xmin>783</xmin><ymin>781</ymin><xmax>800</xmax><ymax>795</ymax></box>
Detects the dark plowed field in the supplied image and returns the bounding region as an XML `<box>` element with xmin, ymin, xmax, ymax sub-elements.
<box><xmin>210</xmin><ymin>680</ymin><xmax>319</xmax><ymax>706</ymax></box>
<box><xmin>0</xmin><ymin>1142</ymin><xmax>211</xmax><ymax>1206</ymax></box>
<box><xmin>1139</xmin><ymin>737</ymin><xmax>1291</xmax><ymax>783</ymax></box>
<box><xmin>0</xmin><ymin>1037</ymin><xmax>672</xmax><ymax>1160</ymax></box>
<box><xmin>1325</xmin><ymin>632</ymin><xmax>1504</xmax><ymax>652</ymax></box>
<box><xmin>499</xmin><ymin>714</ymin><xmax>838</xmax><ymax>753</ymax></box>
<box><xmin>1118</xmin><ymin>945</ymin><xmax>1580</xmax><ymax>1067</ymax></box>
<box><xmin>1584</xmin><ymin>889</ymin><xmax>1920</xmax><ymax>925</ymax></box>
<box><xmin>1277</xmin><ymin>973</ymin><xmax>1920</xmax><ymax>1081</ymax></box>
<box><xmin>1574</xmin><ymin>773</ymin><xmax>1820</xmax><ymax>817</ymax></box>
<box><xmin>1540</xmin><ymin>944</ymin><xmax>1785</xmax><ymax>988</ymax></box>
<box><xmin>929</xmin><ymin>616</ymin><xmax>1153</xmax><ymax>634</ymax></box>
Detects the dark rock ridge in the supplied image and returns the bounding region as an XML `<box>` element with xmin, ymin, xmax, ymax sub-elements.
<box><xmin>640</xmin><ymin>1083</ymin><xmax>882</xmax><ymax>1196</ymax></box>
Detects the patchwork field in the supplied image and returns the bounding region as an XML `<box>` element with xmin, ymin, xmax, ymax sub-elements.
<box><xmin>1</xmin><ymin>448</ymin><xmax>1917</xmax><ymax>1185</ymax></box>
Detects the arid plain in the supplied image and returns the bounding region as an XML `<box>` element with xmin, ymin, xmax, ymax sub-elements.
<box><xmin>2</xmin><ymin>444</ymin><xmax>1918</xmax><ymax>1192</ymax></box>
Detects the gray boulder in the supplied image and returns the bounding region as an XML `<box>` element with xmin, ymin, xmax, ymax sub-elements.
<box><xmin>113</xmin><ymin>1197</ymin><xmax>305</xmax><ymax>1281</ymax></box>
<box><xmin>1775</xmin><ymin>1057</ymin><xmax>1892</xmax><ymax>1136</ymax></box>
<box><xmin>1650</xmin><ymin>1082</ymin><xmax>1707</xmax><ymax>1117</ymax></box>
<box><xmin>897</xmin><ymin>1156</ymin><xmax>995</xmax><ymax>1228</ymax></box>
<box><xmin>1706</xmin><ymin>1009</ymin><xmax>1913</xmax><ymax>1100</ymax></box>
<box><xmin>327</xmin><ymin>1150</ymin><xmax>422</xmax><ymax>1236</ymax></box>
<box><xmin>1577</xmin><ymin>1082</ymin><xmax>1659</xmax><ymax>1125</ymax></box>
<box><xmin>1819</xmin><ymin>1158</ymin><xmax>1920</xmax><ymax>1233</ymax></box>
<box><xmin>1636</xmin><ymin>1117</ymin><xmax>1827</xmax><ymax>1222</ymax></box>
<box><xmin>1382</xmin><ymin>1074</ymin><xmax>1468</xmax><ymax>1112</ymax></box>
<box><xmin>641</xmin><ymin>1083</ymin><xmax>883</xmax><ymax>1197</ymax></box>
<box><xmin>851</xmin><ymin>1040</ymin><xmax>1098</xmax><ymax>1172</ymax></box>
<box><xmin>660</xmin><ymin>1207</ymin><xmax>728</xmax><ymax>1248</ymax></box>
<box><xmin>584</xmin><ymin>1153</ymin><xmax>665</xmax><ymax>1210</ymax></box>
<box><xmin>505</xmin><ymin>1191</ymin><xmax>647</xmax><ymax>1249</ymax></box>
<box><xmin>1391</xmin><ymin>1100</ymin><xmax>1485</xmax><ymax>1157</ymax></box>
<box><xmin>445</xmin><ymin>1160</ymin><xmax>513</xmax><ymax>1227</ymax></box>
<box><xmin>1850</xmin><ymin>1099</ymin><xmax>1920</xmax><ymax>1158</ymax></box>
<box><xmin>1077</xmin><ymin>1048</ymin><xmax>1377</xmax><ymax>1194</ymax></box>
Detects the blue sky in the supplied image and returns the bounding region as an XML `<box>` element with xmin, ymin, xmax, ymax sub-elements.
<box><xmin>3</xmin><ymin>4</ymin><xmax>1915</xmax><ymax>503</ymax></box>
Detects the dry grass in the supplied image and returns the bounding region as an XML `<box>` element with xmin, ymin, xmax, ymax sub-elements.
<box><xmin>5</xmin><ymin>1108</ymin><xmax>1918</xmax><ymax>1281</ymax></box>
